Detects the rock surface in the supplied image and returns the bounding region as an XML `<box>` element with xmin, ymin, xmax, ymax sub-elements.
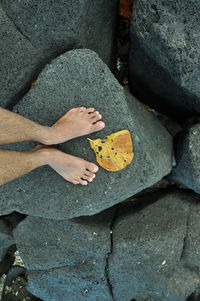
<box><xmin>13</xmin><ymin>191</ymin><xmax>200</xmax><ymax>300</ymax></box>
<box><xmin>0</xmin><ymin>6</ymin><xmax>43</xmax><ymax>108</ymax></box>
<box><xmin>109</xmin><ymin>190</ymin><xmax>200</xmax><ymax>301</ymax></box>
<box><xmin>170</xmin><ymin>123</ymin><xmax>200</xmax><ymax>193</ymax></box>
<box><xmin>129</xmin><ymin>0</ymin><xmax>200</xmax><ymax>117</ymax></box>
<box><xmin>0</xmin><ymin>49</ymin><xmax>172</xmax><ymax>219</ymax></box>
<box><xmin>14</xmin><ymin>209</ymin><xmax>114</xmax><ymax>301</ymax></box>
<box><xmin>0</xmin><ymin>218</ymin><xmax>15</xmax><ymax>275</ymax></box>
<box><xmin>0</xmin><ymin>0</ymin><xmax>118</xmax><ymax>108</ymax></box>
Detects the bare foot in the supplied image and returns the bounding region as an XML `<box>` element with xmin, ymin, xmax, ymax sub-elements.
<box><xmin>41</xmin><ymin>147</ymin><xmax>99</xmax><ymax>185</ymax></box>
<box><xmin>48</xmin><ymin>107</ymin><xmax>105</xmax><ymax>145</ymax></box>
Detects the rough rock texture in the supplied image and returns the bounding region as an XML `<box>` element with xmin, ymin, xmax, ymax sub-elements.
<box><xmin>1</xmin><ymin>0</ymin><xmax>118</xmax><ymax>66</ymax></box>
<box><xmin>13</xmin><ymin>209</ymin><xmax>114</xmax><ymax>301</ymax></box>
<box><xmin>0</xmin><ymin>6</ymin><xmax>43</xmax><ymax>108</ymax></box>
<box><xmin>129</xmin><ymin>0</ymin><xmax>200</xmax><ymax>118</ymax></box>
<box><xmin>170</xmin><ymin>123</ymin><xmax>200</xmax><ymax>193</ymax></box>
<box><xmin>109</xmin><ymin>190</ymin><xmax>200</xmax><ymax>301</ymax></box>
<box><xmin>0</xmin><ymin>0</ymin><xmax>118</xmax><ymax>108</ymax></box>
<box><xmin>0</xmin><ymin>49</ymin><xmax>173</xmax><ymax>219</ymax></box>
<box><xmin>13</xmin><ymin>191</ymin><xmax>200</xmax><ymax>300</ymax></box>
<box><xmin>0</xmin><ymin>218</ymin><xmax>15</xmax><ymax>275</ymax></box>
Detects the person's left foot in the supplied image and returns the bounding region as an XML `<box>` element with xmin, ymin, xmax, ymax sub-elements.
<box><xmin>37</xmin><ymin>146</ymin><xmax>99</xmax><ymax>185</ymax></box>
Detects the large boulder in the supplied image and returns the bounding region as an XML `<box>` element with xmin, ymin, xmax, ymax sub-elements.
<box><xmin>0</xmin><ymin>218</ymin><xmax>15</xmax><ymax>275</ymax></box>
<box><xmin>0</xmin><ymin>49</ymin><xmax>172</xmax><ymax>219</ymax></box>
<box><xmin>129</xmin><ymin>0</ymin><xmax>200</xmax><ymax>118</ymax></box>
<box><xmin>13</xmin><ymin>209</ymin><xmax>114</xmax><ymax>301</ymax></box>
<box><xmin>170</xmin><ymin>123</ymin><xmax>200</xmax><ymax>194</ymax></box>
<box><xmin>1</xmin><ymin>0</ymin><xmax>118</xmax><ymax>66</ymax></box>
<box><xmin>0</xmin><ymin>0</ymin><xmax>118</xmax><ymax>108</ymax></box>
<box><xmin>13</xmin><ymin>191</ymin><xmax>200</xmax><ymax>300</ymax></box>
<box><xmin>109</xmin><ymin>190</ymin><xmax>200</xmax><ymax>301</ymax></box>
<box><xmin>0</xmin><ymin>6</ymin><xmax>43</xmax><ymax>108</ymax></box>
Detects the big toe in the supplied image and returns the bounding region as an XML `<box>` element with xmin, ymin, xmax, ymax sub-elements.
<box><xmin>91</xmin><ymin>121</ymin><xmax>105</xmax><ymax>132</ymax></box>
<box><xmin>86</xmin><ymin>163</ymin><xmax>99</xmax><ymax>173</ymax></box>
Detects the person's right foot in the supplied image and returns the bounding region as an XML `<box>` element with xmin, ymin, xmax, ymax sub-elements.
<box><xmin>49</xmin><ymin>107</ymin><xmax>105</xmax><ymax>144</ymax></box>
<box><xmin>40</xmin><ymin>147</ymin><xmax>99</xmax><ymax>185</ymax></box>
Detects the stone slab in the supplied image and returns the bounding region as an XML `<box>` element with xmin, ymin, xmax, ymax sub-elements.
<box><xmin>1</xmin><ymin>0</ymin><xmax>118</xmax><ymax>66</ymax></box>
<box><xmin>129</xmin><ymin>0</ymin><xmax>200</xmax><ymax>117</ymax></box>
<box><xmin>0</xmin><ymin>218</ymin><xmax>15</xmax><ymax>275</ymax></box>
<box><xmin>0</xmin><ymin>6</ymin><xmax>43</xmax><ymax>108</ymax></box>
<box><xmin>14</xmin><ymin>210</ymin><xmax>114</xmax><ymax>301</ymax></box>
<box><xmin>0</xmin><ymin>49</ymin><xmax>173</xmax><ymax>219</ymax></box>
<box><xmin>170</xmin><ymin>123</ymin><xmax>200</xmax><ymax>193</ymax></box>
<box><xmin>109</xmin><ymin>191</ymin><xmax>200</xmax><ymax>301</ymax></box>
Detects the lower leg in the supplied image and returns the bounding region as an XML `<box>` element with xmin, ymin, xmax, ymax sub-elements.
<box><xmin>0</xmin><ymin>147</ymin><xmax>98</xmax><ymax>186</ymax></box>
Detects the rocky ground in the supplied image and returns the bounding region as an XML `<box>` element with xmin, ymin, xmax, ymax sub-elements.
<box><xmin>0</xmin><ymin>0</ymin><xmax>200</xmax><ymax>300</ymax></box>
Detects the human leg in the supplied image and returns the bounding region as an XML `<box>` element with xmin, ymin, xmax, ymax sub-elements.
<box><xmin>0</xmin><ymin>107</ymin><xmax>105</xmax><ymax>146</ymax></box>
<box><xmin>0</xmin><ymin>147</ymin><xmax>98</xmax><ymax>186</ymax></box>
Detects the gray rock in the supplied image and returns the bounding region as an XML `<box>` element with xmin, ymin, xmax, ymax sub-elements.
<box><xmin>13</xmin><ymin>191</ymin><xmax>200</xmax><ymax>300</ymax></box>
<box><xmin>0</xmin><ymin>218</ymin><xmax>15</xmax><ymax>275</ymax></box>
<box><xmin>0</xmin><ymin>6</ymin><xmax>43</xmax><ymax>108</ymax></box>
<box><xmin>109</xmin><ymin>190</ymin><xmax>200</xmax><ymax>301</ymax></box>
<box><xmin>0</xmin><ymin>219</ymin><xmax>13</xmax><ymax>259</ymax></box>
<box><xmin>170</xmin><ymin>123</ymin><xmax>200</xmax><ymax>193</ymax></box>
<box><xmin>13</xmin><ymin>209</ymin><xmax>114</xmax><ymax>301</ymax></box>
<box><xmin>1</xmin><ymin>0</ymin><xmax>118</xmax><ymax>66</ymax></box>
<box><xmin>0</xmin><ymin>49</ymin><xmax>173</xmax><ymax>219</ymax></box>
<box><xmin>129</xmin><ymin>0</ymin><xmax>200</xmax><ymax>117</ymax></box>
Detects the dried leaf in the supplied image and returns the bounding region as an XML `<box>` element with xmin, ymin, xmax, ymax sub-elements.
<box><xmin>88</xmin><ymin>130</ymin><xmax>134</xmax><ymax>172</ymax></box>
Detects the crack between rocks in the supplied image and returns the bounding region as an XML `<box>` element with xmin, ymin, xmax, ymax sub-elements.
<box><xmin>3</xmin><ymin>8</ymin><xmax>38</xmax><ymax>51</ymax></box>
<box><xmin>104</xmin><ymin>206</ymin><xmax>119</xmax><ymax>301</ymax></box>
<box><xmin>180</xmin><ymin>205</ymin><xmax>191</xmax><ymax>262</ymax></box>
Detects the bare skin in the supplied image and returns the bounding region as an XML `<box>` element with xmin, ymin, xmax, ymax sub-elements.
<box><xmin>0</xmin><ymin>107</ymin><xmax>105</xmax><ymax>145</ymax></box>
<box><xmin>0</xmin><ymin>107</ymin><xmax>105</xmax><ymax>186</ymax></box>
<box><xmin>0</xmin><ymin>147</ymin><xmax>98</xmax><ymax>186</ymax></box>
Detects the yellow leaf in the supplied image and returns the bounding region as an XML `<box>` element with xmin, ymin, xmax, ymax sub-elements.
<box><xmin>88</xmin><ymin>130</ymin><xmax>134</xmax><ymax>172</ymax></box>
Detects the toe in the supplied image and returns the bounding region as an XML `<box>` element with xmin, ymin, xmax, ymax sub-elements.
<box><xmin>86</xmin><ymin>163</ymin><xmax>99</xmax><ymax>173</ymax></box>
<box><xmin>79</xmin><ymin>178</ymin><xmax>88</xmax><ymax>185</ymax></box>
<box><xmin>85</xmin><ymin>170</ymin><xmax>96</xmax><ymax>178</ymax></box>
<box><xmin>86</xmin><ymin>107</ymin><xmax>95</xmax><ymax>113</ymax></box>
<box><xmin>92</xmin><ymin>114</ymin><xmax>102</xmax><ymax>123</ymax></box>
<box><xmin>90</xmin><ymin>111</ymin><xmax>101</xmax><ymax>119</ymax></box>
<box><xmin>92</xmin><ymin>121</ymin><xmax>105</xmax><ymax>131</ymax></box>
<box><xmin>82</xmin><ymin>174</ymin><xmax>95</xmax><ymax>182</ymax></box>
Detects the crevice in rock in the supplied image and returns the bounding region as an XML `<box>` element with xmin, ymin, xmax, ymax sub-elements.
<box><xmin>104</xmin><ymin>206</ymin><xmax>119</xmax><ymax>301</ymax></box>
<box><xmin>184</xmin><ymin>263</ymin><xmax>200</xmax><ymax>276</ymax></box>
<box><xmin>180</xmin><ymin>205</ymin><xmax>191</xmax><ymax>262</ymax></box>
<box><xmin>2</xmin><ymin>7</ymin><xmax>37</xmax><ymax>51</ymax></box>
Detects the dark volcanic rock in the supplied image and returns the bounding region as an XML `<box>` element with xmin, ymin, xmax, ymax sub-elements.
<box><xmin>170</xmin><ymin>123</ymin><xmax>200</xmax><ymax>193</ymax></box>
<box><xmin>0</xmin><ymin>49</ymin><xmax>172</xmax><ymax>219</ymax></box>
<box><xmin>129</xmin><ymin>0</ymin><xmax>200</xmax><ymax>118</ymax></box>
<box><xmin>0</xmin><ymin>219</ymin><xmax>14</xmax><ymax>260</ymax></box>
<box><xmin>13</xmin><ymin>191</ymin><xmax>200</xmax><ymax>300</ymax></box>
<box><xmin>0</xmin><ymin>6</ymin><xmax>43</xmax><ymax>108</ymax></box>
<box><xmin>0</xmin><ymin>218</ymin><xmax>15</xmax><ymax>275</ymax></box>
<box><xmin>109</xmin><ymin>191</ymin><xmax>200</xmax><ymax>301</ymax></box>
<box><xmin>13</xmin><ymin>210</ymin><xmax>114</xmax><ymax>301</ymax></box>
<box><xmin>1</xmin><ymin>0</ymin><xmax>118</xmax><ymax>66</ymax></box>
